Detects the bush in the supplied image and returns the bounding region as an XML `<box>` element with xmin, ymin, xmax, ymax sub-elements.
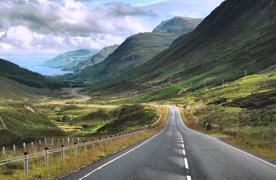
<box><xmin>61</xmin><ymin>115</ymin><xmax>71</xmax><ymax>122</ymax></box>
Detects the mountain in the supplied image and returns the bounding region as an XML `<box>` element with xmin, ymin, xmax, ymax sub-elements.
<box><xmin>43</xmin><ymin>49</ymin><xmax>96</xmax><ymax>70</ymax></box>
<box><xmin>134</xmin><ymin>0</ymin><xmax>276</xmax><ymax>87</ymax></box>
<box><xmin>153</xmin><ymin>16</ymin><xmax>202</xmax><ymax>35</ymax></box>
<box><xmin>66</xmin><ymin>16</ymin><xmax>201</xmax><ymax>82</ymax></box>
<box><xmin>0</xmin><ymin>58</ymin><xmax>63</xmax><ymax>89</ymax></box>
<box><xmin>98</xmin><ymin>0</ymin><xmax>276</xmax><ymax>94</ymax></box>
<box><xmin>78</xmin><ymin>0</ymin><xmax>276</xmax><ymax>96</ymax></box>
<box><xmin>71</xmin><ymin>45</ymin><xmax>119</xmax><ymax>71</ymax></box>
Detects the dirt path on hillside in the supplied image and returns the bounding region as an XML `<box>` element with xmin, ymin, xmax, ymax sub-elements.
<box><xmin>69</xmin><ymin>88</ymin><xmax>91</xmax><ymax>101</ymax></box>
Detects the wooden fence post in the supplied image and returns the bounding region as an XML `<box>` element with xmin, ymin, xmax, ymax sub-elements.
<box><xmin>24</xmin><ymin>152</ymin><xmax>29</xmax><ymax>176</ymax></box>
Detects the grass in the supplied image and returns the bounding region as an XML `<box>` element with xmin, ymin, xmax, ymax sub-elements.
<box><xmin>177</xmin><ymin>69</ymin><xmax>276</xmax><ymax>160</ymax></box>
<box><xmin>96</xmin><ymin>104</ymin><xmax>158</xmax><ymax>135</ymax></box>
<box><xmin>0</xmin><ymin>106</ymin><xmax>168</xmax><ymax>179</ymax></box>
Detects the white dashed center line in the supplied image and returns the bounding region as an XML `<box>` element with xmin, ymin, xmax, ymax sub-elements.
<box><xmin>177</xmin><ymin>131</ymin><xmax>192</xmax><ymax>180</ymax></box>
<box><xmin>184</xmin><ymin>158</ymin><xmax>189</xmax><ymax>169</ymax></box>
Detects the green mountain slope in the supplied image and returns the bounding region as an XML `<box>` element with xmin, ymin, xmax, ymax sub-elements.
<box><xmin>92</xmin><ymin>0</ymin><xmax>276</xmax><ymax>96</ymax></box>
<box><xmin>0</xmin><ymin>59</ymin><xmax>65</xmax><ymax>145</ymax></box>
<box><xmin>72</xmin><ymin>45</ymin><xmax>119</xmax><ymax>71</ymax></box>
<box><xmin>0</xmin><ymin>59</ymin><xmax>63</xmax><ymax>89</ymax></box>
<box><xmin>43</xmin><ymin>49</ymin><xmax>96</xmax><ymax>70</ymax></box>
<box><xmin>0</xmin><ymin>77</ymin><xmax>45</xmax><ymax>100</ymax></box>
<box><xmin>66</xmin><ymin>16</ymin><xmax>201</xmax><ymax>82</ymax></box>
<box><xmin>135</xmin><ymin>0</ymin><xmax>276</xmax><ymax>89</ymax></box>
<box><xmin>75</xmin><ymin>0</ymin><xmax>275</xmax><ymax>96</ymax></box>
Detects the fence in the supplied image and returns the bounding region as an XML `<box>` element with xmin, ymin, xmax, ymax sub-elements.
<box><xmin>0</xmin><ymin>128</ymin><xmax>150</xmax><ymax>176</ymax></box>
<box><xmin>0</xmin><ymin>105</ymin><xmax>165</xmax><ymax>177</ymax></box>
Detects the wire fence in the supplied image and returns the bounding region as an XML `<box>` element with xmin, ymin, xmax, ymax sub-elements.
<box><xmin>0</xmin><ymin>105</ymin><xmax>164</xmax><ymax>176</ymax></box>
<box><xmin>2</xmin><ymin>131</ymin><xmax>142</xmax><ymax>175</ymax></box>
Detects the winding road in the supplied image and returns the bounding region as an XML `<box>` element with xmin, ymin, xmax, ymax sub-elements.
<box><xmin>62</xmin><ymin>106</ymin><xmax>276</xmax><ymax>180</ymax></box>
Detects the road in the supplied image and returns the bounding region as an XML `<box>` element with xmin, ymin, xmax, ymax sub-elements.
<box><xmin>62</xmin><ymin>106</ymin><xmax>276</xmax><ymax>180</ymax></box>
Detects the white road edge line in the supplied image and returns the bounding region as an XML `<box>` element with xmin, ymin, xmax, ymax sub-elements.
<box><xmin>79</xmin><ymin>132</ymin><xmax>161</xmax><ymax>180</ymax></box>
<box><xmin>176</xmin><ymin>107</ymin><xmax>276</xmax><ymax>169</ymax></box>
<box><xmin>187</xmin><ymin>175</ymin><xmax>192</xmax><ymax>180</ymax></box>
<box><xmin>221</xmin><ymin>140</ymin><xmax>276</xmax><ymax>168</ymax></box>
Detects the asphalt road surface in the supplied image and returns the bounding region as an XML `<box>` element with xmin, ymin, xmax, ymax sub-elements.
<box><xmin>62</xmin><ymin>106</ymin><xmax>276</xmax><ymax>180</ymax></box>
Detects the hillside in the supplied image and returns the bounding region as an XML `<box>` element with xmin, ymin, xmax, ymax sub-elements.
<box><xmin>43</xmin><ymin>49</ymin><xmax>96</xmax><ymax>71</ymax></box>
<box><xmin>134</xmin><ymin>0</ymin><xmax>276</xmax><ymax>91</ymax></box>
<box><xmin>72</xmin><ymin>45</ymin><xmax>119</xmax><ymax>71</ymax></box>
<box><xmin>0</xmin><ymin>59</ymin><xmax>65</xmax><ymax>145</ymax></box>
<box><xmin>0</xmin><ymin>59</ymin><xmax>63</xmax><ymax>89</ymax></box>
<box><xmin>66</xmin><ymin>16</ymin><xmax>201</xmax><ymax>82</ymax></box>
<box><xmin>175</xmin><ymin>69</ymin><xmax>276</xmax><ymax>160</ymax></box>
<box><xmin>86</xmin><ymin>0</ymin><xmax>276</xmax><ymax>96</ymax></box>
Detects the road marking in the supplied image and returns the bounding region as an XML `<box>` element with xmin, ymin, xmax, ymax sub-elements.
<box><xmin>79</xmin><ymin>132</ymin><xmax>161</xmax><ymax>180</ymax></box>
<box><xmin>184</xmin><ymin>158</ymin><xmax>189</xmax><ymax>169</ymax></box>
<box><xmin>221</xmin><ymin>140</ymin><xmax>276</xmax><ymax>168</ymax></box>
<box><xmin>177</xmin><ymin>131</ymin><xmax>192</xmax><ymax>180</ymax></box>
<box><xmin>175</xmin><ymin>106</ymin><xmax>275</xmax><ymax>180</ymax></box>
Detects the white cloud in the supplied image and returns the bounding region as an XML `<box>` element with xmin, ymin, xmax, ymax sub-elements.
<box><xmin>0</xmin><ymin>0</ymin><xmax>223</xmax><ymax>57</ymax></box>
<box><xmin>0</xmin><ymin>42</ymin><xmax>13</xmax><ymax>50</ymax></box>
<box><xmin>5</xmin><ymin>26</ymin><xmax>33</xmax><ymax>48</ymax></box>
<box><xmin>0</xmin><ymin>0</ymin><xmax>154</xmax><ymax>56</ymax></box>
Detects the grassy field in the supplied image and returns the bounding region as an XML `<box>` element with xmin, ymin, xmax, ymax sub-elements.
<box><xmin>177</xmin><ymin>69</ymin><xmax>276</xmax><ymax>160</ymax></box>
<box><xmin>0</xmin><ymin>77</ymin><xmax>65</xmax><ymax>146</ymax></box>
<box><xmin>0</xmin><ymin>78</ymin><xmax>164</xmax><ymax>179</ymax></box>
<box><xmin>0</xmin><ymin>106</ymin><xmax>168</xmax><ymax>179</ymax></box>
<box><xmin>0</xmin><ymin>79</ymin><xmax>159</xmax><ymax>149</ymax></box>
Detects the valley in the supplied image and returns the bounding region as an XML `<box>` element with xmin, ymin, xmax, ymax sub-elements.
<box><xmin>0</xmin><ymin>0</ymin><xmax>275</xmax><ymax>179</ymax></box>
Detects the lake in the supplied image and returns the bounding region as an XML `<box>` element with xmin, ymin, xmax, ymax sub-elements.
<box><xmin>0</xmin><ymin>55</ymin><xmax>72</xmax><ymax>76</ymax></box>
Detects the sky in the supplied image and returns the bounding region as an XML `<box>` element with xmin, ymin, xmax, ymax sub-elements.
<box><xmin>0</xmin><ymin>0</ymin><xmax>224</xmax><ymax>59</ymax></box>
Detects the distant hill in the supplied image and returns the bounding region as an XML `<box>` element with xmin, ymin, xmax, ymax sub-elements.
<box><xmin>153</xmin><ymin>16</ymin><xmax>202</xmax><ymax>35</ymax></box>
<box><xmin>0</xmin><ymin>59</ymin><xmax>63</xmax><ymax>89</ymax></box>
<box><xmin>66</xmin><ymin>16</ymin><xmax>201</xmax><ymax>82</ymax></box>
<box><xmin>69</xmin><ymin>45</ymin><xmax>119</xmax><ymax>71</ymax></box>
<box><xmin>43</xmin><ymin>49</ymin><xmax>96</xmax><ymax>70</ymax></box>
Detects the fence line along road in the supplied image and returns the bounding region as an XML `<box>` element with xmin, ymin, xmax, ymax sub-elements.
<box><xmin>0</xmin><ymin>128</ymin><xmax>148</xmax><ymax>167</ymax></box>
<box><xmin>0</xmin><ymin>106</ymin><xmax>163</xmax><ymax>176</ymax></box>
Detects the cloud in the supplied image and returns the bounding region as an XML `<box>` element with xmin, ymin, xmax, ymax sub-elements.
<box><xmin>141</xmin><ymin>0</ymin><xmax>224</xmax><ymax>18</ymax></box>
<box><xmin>0</xmin><ymin>0</ymin><xmax>223</xmax><ymax>57</ymax></box>
<box><xmin>0</xmin><ymin>0</ymin><xmax>150</xmax><ymax>36</ymax></box>
<box><xmin>0</xmin><ymin>0</ymin><xmax>155</xmax><ymax>55</ymax></box>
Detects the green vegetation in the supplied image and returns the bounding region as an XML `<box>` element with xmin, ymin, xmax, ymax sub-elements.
<box><xmin>97</xmin><ymin>104</ymin><xmax>158</xmax><ymax>135</ymax></box>
<box><xmin>0</xmin><ymin>100</ymin><xmax>64</xmax><ymax>146</ymax></box>
<box><xmin>0</xmin><ymin>59</ymin><xmax>64</xmax><ymax>89</ymax></box>
<box><xmin>67</xmin><ymin>0</ymin><xmax>276</xmax><ymax>98</ymax></box>
<box><xmin>0</xmin><ymin>76</ymin><xmax>65</xmax><ymax>146</ymax></box>
<box><xmin>178</xmin><ymin>70</ymin><xmax>276</xmax><ymax>160</ymax></box>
